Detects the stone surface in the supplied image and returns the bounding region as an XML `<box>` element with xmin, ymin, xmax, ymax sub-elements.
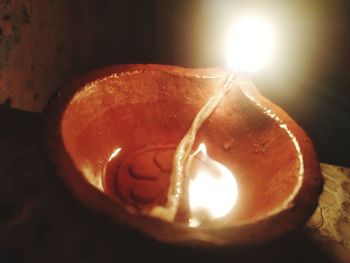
<box><xmin>307</xmin><ymin>164</ymin><xmax>350</xmax><ymax>262</ymax></box>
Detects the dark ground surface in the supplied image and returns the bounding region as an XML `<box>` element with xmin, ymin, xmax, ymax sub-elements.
<box><xmin>0</xmin><ymin>104</ymin><xmax>338</xmax><ymax>263</ymax></box>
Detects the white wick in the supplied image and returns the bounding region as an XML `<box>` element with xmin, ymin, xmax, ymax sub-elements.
<box><xmin>149</xmin><ymin>15</ymin><xmax>274</xmax><ymax>223</ymax></box>
<box><xmin>150</xmin><ymin>72</ymin><xmax>236</xmax><ymax>221</ymax></box>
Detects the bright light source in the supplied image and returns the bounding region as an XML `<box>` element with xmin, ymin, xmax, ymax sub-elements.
<box><xmin>226</xmin><ymin>16</ymin><xmax>275</xmax><ymax>73</ymax></box>
<box><xmin>186</xmin><ymin>143</ymin><xmax>238</xmax><ymax>226</ymax></box>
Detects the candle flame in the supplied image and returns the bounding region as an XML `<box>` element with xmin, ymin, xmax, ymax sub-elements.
<box><xmin>186</xmin><ymin>143</ymin><xmax>238</xmax><ymax>227</ymax></box>
<box><xmin>226</xmin><ymin>15</ymin><xmax>275</xmax><ymax>73</ymax></box>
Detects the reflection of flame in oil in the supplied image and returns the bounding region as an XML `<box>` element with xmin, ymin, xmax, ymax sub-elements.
<box><xmin>186</xmin><ymin>143</ymin><xmax>238</xmax><ymax>227</ymax></box>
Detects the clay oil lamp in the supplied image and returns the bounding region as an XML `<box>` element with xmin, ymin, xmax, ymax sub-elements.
<box><xmin>45</xmin><ymin>16</ymin><xmax>323</xmax><ymax>246</ymax></box>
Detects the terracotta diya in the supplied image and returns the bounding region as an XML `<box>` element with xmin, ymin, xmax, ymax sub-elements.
<box><xmin>45</xmin><ymin>64</ymin><xmax>323</xmax><ymax>246</ymax></box>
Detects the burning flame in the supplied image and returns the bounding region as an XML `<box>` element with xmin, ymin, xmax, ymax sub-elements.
<box><xmin>186</xmin><ymin>143</ymin><xmax>238</xmax><ymax>227</ymax></box>
<box><xmin>226</xmin><ymin>15</ymin><xmax>275</xmax><ymax>73</ymax></box>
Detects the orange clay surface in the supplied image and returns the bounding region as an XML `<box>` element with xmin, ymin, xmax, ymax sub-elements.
<box><xmin>45</xmin><ymin>64</ymin><xmax>323</xmax><ymax>245</ymax></box>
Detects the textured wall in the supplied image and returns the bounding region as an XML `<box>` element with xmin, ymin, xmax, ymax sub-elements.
<box><xmin>0</xmin><ymin>0</ymin><xmax>81</xmax><ymax>112</ymax></box>
<box><xmin>0</xmin><ymin>0</ymin><xmax>157</xmax><ymax>112</ymax></box>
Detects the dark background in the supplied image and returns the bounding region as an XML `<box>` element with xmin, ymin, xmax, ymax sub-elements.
<box><xmin>1</xmin><ymin>0</ymin><xmax>349</xmax><ymax>166</ymax></box>
<box><xmin>89</xmin><ymin>0</ymin><xmax>350</xmax><ymax>167</ymax></box>
<box><xmin>106</xmin><ymin>0</ymin><xmax>350</xmax><ymax>167</ymax></box>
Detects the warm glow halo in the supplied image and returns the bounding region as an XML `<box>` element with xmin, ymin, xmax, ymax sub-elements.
<box><xmin>226</xmin><ymin>15</ymin><xmax>275</xmax><ymax>73</ymax></box>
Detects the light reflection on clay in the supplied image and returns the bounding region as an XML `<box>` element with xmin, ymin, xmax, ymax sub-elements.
<box><xmin>239</xmin><ymin>79</ymin><xmax>304</xmax><ymax>218</ymax></box>
<box><xmin>109</xmin><ymin>147</ymin><xmax>122</xmax><ymax>161</ymax></box>
<box><xmin>81</xmin><ymin>163</ymin><xmax>103</xmax><ymax>191</ymax></box>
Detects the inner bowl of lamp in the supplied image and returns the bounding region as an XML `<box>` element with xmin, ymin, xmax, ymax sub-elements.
<box><xmin>46</xmin><ymin>64</ymin><xmax>322</xmax><ymax>246</ymax></box>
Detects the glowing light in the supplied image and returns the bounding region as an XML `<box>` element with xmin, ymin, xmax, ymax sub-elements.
<box><xmin>108</xmin><ymin>147</ymin><xmax>122</xmax><ymax>161</ymax></box>
<box><xmin>186</xmin><ymin>143</ymin><xmax>238</xmax><ymax>226</ymax></box>
<box><xmin>226</xmin><ymin>15</ymin><xmax>275</xmax><ymax>73</ymax></box>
